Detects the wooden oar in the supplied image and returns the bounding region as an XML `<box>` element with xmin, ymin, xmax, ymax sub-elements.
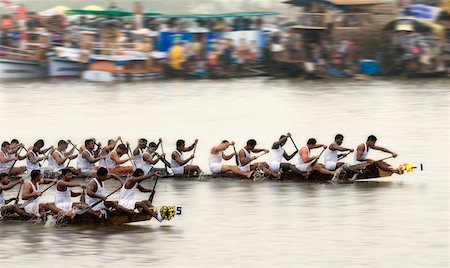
<box><xmin>80</xmin><ymin>189</ymin><xmax>86</xmax><ymax>203</ymax></box>
<box><xmin>189</xmin><ymin>143</ymin><xmax>197</xmax><ymax>166</ymax></box>
<box><xmin>160</xmin><ymin>141</ymin><xmax>169</xmax><ymax>173</ymax></box>
<box><xmin>254</xmin><ymin>151</ymin><xmax>268</xmax><ymax>160</ymax></box>
<box><xmin>289</xmin><ymin>136</ymin><xmax>299</xmax><ymax>152</ymax></box>
<box><xmin>337</xmin><ymin>151</ymin><xmax>353</xmax><ymax>161</ymax></box>
<box><xmin>14</xmin><ymin>181</ymin><xmax>23</xmax><ymax>205</ymax></box>
<box><xmin>76</xmin><ymin>185</ymin><xmax>122</xmax><ymax>215</ymax></box>
<box><xmin>120</xmin><ymin>139</ymin><xmax>136</xmax><ymax>168</ymax></box>
<box><xmin>19</xmin><ymin>180</ymin><xmax>57</xmax><ymax>209</ymax></box>
<box><xmin>349</xmin><ymin>155</ymin><xmax>395</xmax><ymax>171</ymax></box>
<box><xmin>148</xmin><ymin>176</ymin><xmax>159</xmax><ymax>203</ymax></box>
<box><xmin>65</xmin><ymin>140</ymin><xmax>80</xmax><ymax>168</ymax></box>
<box><xmin>40</xmin><ymin>148</ymin><xmax>54</xmax><ymax>166</ymax></box>
<box><xmin>7</xmin><ymin>147</ymin><xmax>24</xmax><ymax>175</ymax></box>
<box><xmin>232</xmin><ymin>144</ymin><xmax>239</xmax><ymax>166</ymax></box>
<box><xmin>310</xmin><ymin>147</ymin><xmax>326</xmax><ymax>168</ymax></box>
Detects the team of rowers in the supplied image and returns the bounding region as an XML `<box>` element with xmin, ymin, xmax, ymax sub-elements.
<box><xmin>0</xmin><ymin>133</ymin><xmax>401</xmax><ymax>179</ymax></box>
<box><xmin>0</xmin><ymin>133</ymin><xmax>402</xmax><ymax>220</ymax></box>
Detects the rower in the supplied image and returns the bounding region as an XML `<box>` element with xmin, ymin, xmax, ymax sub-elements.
<box><xmin>268</xmin><ymin>133</ymin><xmax>303</xmax><ymax>175</ymax></box>
<box><xmin>0</xmin><ymin>173</ymin><xmax>33</xmax><ymax>218</ymax></box>
<box><xmin>21</xmin><ymin>170</ymin><xmax>64</xmax><ymax>217</ymax></box>
<box><xmin>295</xmin><ymin>138</ymin><xmax>334</xmax><ymax>175</ymax></box>
<box><xmin>86</xmin><ymin>167</ymin><xmax>128</xmax><ymax>214</ymax></box>
<box><xmin>76</xmin><ymin>139</ymin><xmax>105</xmax><ymax>177</ymax></box>
<box><xmin>141</xmin><ymin>142</ymin><xmax>167</xmax><ymax>175</ymax></box>
<box><xmin>238</xmin><ymin>139</ymin><xmax>280</xmax><ymax>179</ymax></box>
<box><xmin>0</xmin><ymin>141</ymin><xmax>26</xmax><ymax>175</ymax></box>
<box><xmin>209</xmin><ymin>140</ymin><xmax>254</xmax><ymax>178</ymax></box>
<box><xmin>106</xmin><ymin>143</ymin><xmax>135</xmax><ymax>176</ymax></box>
<box><xmin>171</xmin><ymin>139</ymin><xmax>201</xmax><ymax>176</ymax></box>
<box><xmin>324</xmin><ymin>134</ymin><xmax>354</xmax><ymax>171</ymax></box>
<box><xmin>80</xmin><ymin>138</ymin><xmax>101</xmax><ymax>156</ymax></box>
<box><xmin>117</xmin><ymin>168</ymin><xmax>163</xmax><ymax>222</ymax></box>
<box><xmin>133</xmin><ymin>138</ymin><xmax>148</xmax><ymax>170</ymax></box>
<box><xmin>355</xmin><ymin>135</ymin><xmax>400</xmax><ymax>174</ymax></box>
<box><xmin>54</xmin><ymin>168</ymin><xmax>99</xmax><ymax>218</ymax></box>
<box><xmin>26</xmin><ymin>139</ymin><xmax>54</xmax><ymax>176</ymax></box>
<box><xmin>48</xmin><ymin>140</ymin><xmax>79</xmax><ymax>176</ymax></box>
<box><xmin>99</xmin><ymin>136</ymin><xmax>121</xmax><ymax>168</ymax></box>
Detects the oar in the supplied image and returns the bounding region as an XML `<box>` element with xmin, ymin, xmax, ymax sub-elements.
<box><xmin>189</xmin><ymin>143</ymin><xmax>197</xmax><ymax>166</ymax></box>
<box><xmin>40</xmin><ymin>148</ymin><xmax>54</xmax><ymax>166</ymax></box>
<box><xmin>7</xmin><ymin>147</ymin><xmax>24</xmax><ymax>175</ymax></box>
<box><xmin>310</xmin><ymin>147</ymin><xmax>326</xmax><ymax>168</ymax></box>
<box><xmin>80</xmin><ymin>189</ymin><xmax>86</xmax><ymax>203</ymax></box>
<box><xmin>120</xmin><ymin>139</ymin><xmax>136</xmax><ymax>168</ymax></box>
<box><xmin>289</xmin><ymin>136</ymin><xmax>299</xmax><ymax>152</ymax></box>
<box><xmin>66</xmin><ymin>140</ymin><xmax>80</xmax><ymax>168</ymax></box>
<box><xmin>76</xmin><ymin>185</ymin><xmax>122</xmax><ymax>215</ymax></box>
<box><xmin>232</xmin><ymin>144</ymin><xmax>239</xmax><ymax>166</ymax></box>
<box><xmin>349</xmin><ymin>155</ymin><xmax>395</xmax><ymax>171</ymax></box>
<box><xmin>19</xmin><ymin>180</ymin><xmax>57</xmax><ymax>209</ymax></box>
<box><xmin>148</xmin><ymin>176</ymin><xmax>159</xmax><ymax>203</ymax></box>
<box><xmin>160</xmin><ymin>141</ymin><xmax>169</xmax><ymax>173</ymax></box>
<box><xmin>14</xmin><ymin>181</ymin><xmax>23</xmax><ymax>205</ymax></box>
<box><xmin>254</xmin><ymin>151</ymin><xmax>268</xmax><ymax>160</ymax></box>
<box><xmin>337</xmin><ymin>151</ymin><xmax>353</xmax><ymax>161</ymax></box>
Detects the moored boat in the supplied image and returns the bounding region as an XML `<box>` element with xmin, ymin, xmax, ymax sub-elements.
<box><xmin>49</xmin><ymin>47</ymin><xmax>89</xmax><ymax>78</ymax></box>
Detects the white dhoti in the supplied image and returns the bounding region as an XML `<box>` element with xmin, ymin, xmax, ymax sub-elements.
<box><xmin>209</xmin><ymin>163</ymin><xmax>222</xmax><ymax>174</ymax></box>
<box><xmin>239</xmin><ymin>165</ymin><xmax>251</xmax><ymax>172</ymax></box>
<box><xmin>91</xmin><ymin>201</ymin><xmax>107</xmax><ymax>211</ymax></box>
<box><xmin>325</xmin><ymin>162</ymin><xmax>337</xmax><ymax>171</ymax></box>
<box><xmin>295</xmin><ymin>163</ymin><xmax>311</xmax><ymax>172</ymax></box>
<box><xmin>172</xmin><ymin>166</ymin><xmax>184</xmax><ymax>175</ymax></box>
<box><xmin>24</xmin><ymin>201</ymin><xmax>40</xmax><ymax>216</ymax></box>
<box><xmin>268</xmin><ymin>161</ymin><xmax>280</xmax><ymax>173</ymax></box>
<box><xmin>118</xmin><ymin>199</ymin><xmax>136</xmax><ymax>210</ymax></box>
<box><xmin>55</xmin><ymin>201</ymin><xmax>73</xmax><ymax>212</ymax></box>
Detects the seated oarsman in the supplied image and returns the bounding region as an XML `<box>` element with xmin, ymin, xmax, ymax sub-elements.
<box><xmin>99</xmin><ymin>136</ymin><xmax>121</xmax><ymax>168</ymax></box>
<box><xmin>238</xmin><ymin>139</ymin><xmax>280</xmax><ymax>179</ymax></box>
<box><xmin>324</xmin><ymin>134</ymin><xmax>354</xmax><ymax>171</ymax></box>
<box><xmin>209</xmin><ymin>140</ymin><xmax>254</xmax><ymax>178</ymax></box>
<box><xmin>268</xmin><ymin>133</ymin><xmax>302</xmax><ymax>175</ymax></box>
<box><xmin>79</xmin><ymin>138</ymin><xmax>101</xmax><ymax>156</ymax></box>
<box><xmin>354</xmin><ymin>135</ymin><xmax>400</xmax><ymax>174</ymax></box>
<box><xmin>0</xmin><ymin>141</ymin><xmax>26</xmax><ymax>175</ymax></box>
<box><xmin>295</xmin><ymin>138</ymin><xmax>334</xmax><ymax>176</ymax></box>
<box><xmin>171</xmin><ymin>139</ymin><xmax>201</xmax><ymax>176</ymax></box>
<box><xmin>133</xmin><ymin>138</ymin><xmax>148</xmax><ymax>170</ymax></box>
<box><xmin>21</xmin><ymin>170</ymin><xmax>65</xmax><ymax>218</ymax></box>
<box><xmin>26</xmin><ymin>139</ymin><xmax>54</xmax><ymax>176</ymax></box>
<box><xmin>86</xmin><ymin>167</ymin><xmax>129</xmax><ymax>214</ymax></box>
<box><xmin>117</xmin><ymin>168</ymin><xmax>163</xmax><ymax>222</ymax></box>
<box><xmin>141</xmin><ymin>142</ymin><xmax>167</xmax><ymax>175</ymax></box>
<box><xmin>48</xmin><ymin>140</ymin><xmax>79</xmax><ymax>177</ymax></box>
<box><xmin>76</xmin><ymin>139</ymin><xmax>105</xmax><ymax>177</ymax></box>
<box><xmin>55</xmin><ymin>168</ymin><xmax>101</xmax><ymax>219</ymax></box>
<box><xmin>0</xmin><ymin>174</ymin><xmax>34</xmax><ymax>218</ymax></box>
<box><xmin>104</xmin><ymin>143</ymin><xmax>135</xmax><ymax>176</ymax></box>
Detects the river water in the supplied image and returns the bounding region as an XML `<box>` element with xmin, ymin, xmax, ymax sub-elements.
<box><xmin>0</xmin><ymin>78</ymin><xmax>449</xmax><ymax>267</ymax></box>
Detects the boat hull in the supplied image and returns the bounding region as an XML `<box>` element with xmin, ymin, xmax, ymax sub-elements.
<box><xmin>49</xmin><ymin>56</ymin><xmax>88</xmax><ymax>78</ymax></box>
<box><xmin>0</xmin><ymin>58</ymin><xmax>47</xmax><ymax>79</ymax></box>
